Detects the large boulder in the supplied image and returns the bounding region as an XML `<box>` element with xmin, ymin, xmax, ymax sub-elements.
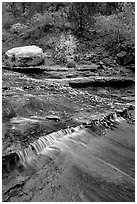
<box><xmin>5</xmin><ymin>45</ymin><xmax>45</xmax><ymax>67</ymax></box>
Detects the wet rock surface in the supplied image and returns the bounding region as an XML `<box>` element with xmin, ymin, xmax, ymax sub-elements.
<box><xmin>2</xmin><ymin>62</ymin><xmax>135</xmax><ymax>201</ymax></box>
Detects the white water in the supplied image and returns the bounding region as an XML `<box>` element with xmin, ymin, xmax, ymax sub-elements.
<box><xmin>16</xmin><ymin>111</ymin><xmax>130</xmax><ymax>167</ymax></box>
<box><xmin>17</xmin><ymin>125</ymin><xmax>84</xmax><ymax>165</ymax></box>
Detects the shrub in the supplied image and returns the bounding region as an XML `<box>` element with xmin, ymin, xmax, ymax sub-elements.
<box><xmin>30</xmin><ymin>11</ymin><xmax>67</xmax><ymax>29</ymax></box>
<box><xmin>20</xmin><ymin>11</ymin><xmax>68</xmax><ymax>43</ymax></box>
<box><xmin>43</xmin><ymin>35</ymin><xmax>59</xmax><ymax>49</ymax></box>
<box><xmin>2</xmin><ymin>12</ymin><xmax>15</xmax><ymax>29</ymax></box>
<box><xmin>52</xmin><ymin>33</ymin><xmax>78</xmax><ymax>64</ymax></box>
<box><xmin>94</xmin><ymin>4</ymin><xmax>135</xmax><ymax>53</ymax></box>
<box><xmin>10</xmin><ymin>23</ymin><xmax>28</xmax><ymax>34</ymax></box>
<box><xmin>2</xmin><ymin>30</ymin><xmax>12</xmax><ymax>42</ymax></box>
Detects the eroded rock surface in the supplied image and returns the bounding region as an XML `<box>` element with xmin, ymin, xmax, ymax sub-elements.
<box><xmin>2</xmin><ymin>61</ymin><xmax>135</xmax><ymax>202</ymax></box>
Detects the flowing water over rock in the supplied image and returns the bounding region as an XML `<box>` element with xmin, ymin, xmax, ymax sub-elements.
<box><xmin>2</xmin><ymin>68</ymin><xmax>135</xmax><ymax>202</ymax></box>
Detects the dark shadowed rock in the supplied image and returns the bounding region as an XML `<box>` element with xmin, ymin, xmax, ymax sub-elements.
<box><xmin>117</xmin><ymin>51</ymin><xmax>135</xmax><ymax>66</ymax></box>
<box><xmin>69</xmin><ymin>76</ymin><xmax>135</xmax><ymax>88</ymax></box>
<box><xmin>2</xmin><ymin>99</ymin><xmax>17</xmax><ymax>122</ymax></box>
<box><xmin>117</xmin><ymin>51</ymin><xmax>127</xmax><ymax>65</ymax></box>
<box><xmin>66</xmin><ymin>60</ymin><xmax>76</xmax><ymax>68</ymax></box>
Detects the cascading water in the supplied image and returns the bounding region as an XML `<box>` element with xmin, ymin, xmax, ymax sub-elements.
<box><xmin>3</xmin><ymin>106</ymin><xmax>134</xmax><ymax>175</ymax></box>
<box><xmin>16</xmin><ymin>125</ymin><xmax>84</xmax><ymax>167</ymax></box>
<box><xmin>17</xmin><ymin>150</ymin><xmax>26</xmax><ymax>163</ymax></box>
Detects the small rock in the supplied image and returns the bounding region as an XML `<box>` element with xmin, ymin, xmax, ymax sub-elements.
<box><xmin>98</xmin><ymin>61</ymin><xmax>107</xmax><ymax>69</ymax></box>
<box><xmin>117</xmin><ymin>51</ymin><xmax>127</xmax><ymax>58</ymax></box>
<box><xmin>23</xmin><ymin>86</ymin><xmax>34</xmax><ymax>90</ymax></box>
<box><xmin>40</xmin><ymin>85</ymin><xmax>46</xmax><ymax>89</ymax></box>
<box><xmin>101</xmin><ymin>58</ymin><xmax>114</xmax><ymax>66</ymax></box>
<box><xmin>117</xmin><ymin>51</ymin><xmax>127</xmax><ymax>66</ymax></box>
<box><xmin>2</xmin><ymin>87</ymin><xmax>10</xmax><ymax>91</ymax></box>
<box><xmin>46</xmin><ymin>115</ymin><xmax>60</xmax><ymax>121</ymax></box>
<box><xmin>66</xmin><ymin>60</ymin><xmax>76</xmax><ymax>68</ymax></box>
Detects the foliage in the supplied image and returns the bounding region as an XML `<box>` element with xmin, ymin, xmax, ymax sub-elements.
<box><xmin>2</xmin><ymin>2</ymin><xmax>135</xmax><ymax>62</ymax></box>
<box><xmin>10</xmin><ymin>23</ymin><xmax>28</xmax><ymax>34</ymax></box>
<box><xmin>52</xmin><ymin>33</ymin><xmax>78</xmax><ymax>64</ymax></box>
<box><xmin>98</xmin><ymin>2</ymin><xmax>123</xmax><ymax>15</ymax></box>
<box><xmin>3</xmin><ymin>2</ymin><xmax>68</xmax><ymax>21</ymax></box>
<box><xmin>68</xmin><ymin>2</ymin><xmax>98</xmax><ymax>37</ymax></box>
<box><xmin>2</xmin><ymin>11</ymin><xmax>15</xmax><ymax>29</ymax></box>
<box><xmin>29</xmin><ymin>10</ymin><xmax>67</xmax><ymax>29</ymax></box>
<box><xmin>2</xmin><ymin>30</ymin><xmax>12</xmax><ymax>43</ymax></box>
<box><xmin>94</xmin><ymin>2</ymin><xmax>135</xmax><ymax>53</ymax></box>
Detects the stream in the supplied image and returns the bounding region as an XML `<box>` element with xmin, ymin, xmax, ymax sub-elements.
<box><xmin>2</xmin><ymin>68</ymin><xmax>135</xmax><ymax>202</ymax></box>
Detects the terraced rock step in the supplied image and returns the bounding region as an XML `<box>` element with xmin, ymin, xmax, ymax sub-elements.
<box><xmin>2</xmin><ymin>63</ymin><xmax>98</xmax><ymax>71</ymax></box>
<box><xmin>3</xmin><ymin>107</ymin><xmax>135</xmax><ymax>202</ymax></box>
<box><xmin>2</xmin><ymin>105</ymin><xmax>134</xmax><ymax>176</ymax></box>
<box><xmin>69</xmin><ymin>76</ymin><xmax>135</xmax><ymax>88</ymax></box>
<box><xmin>2</xmin><ymin>65</ymin><xmax>70</xmax><ymax>72</ymax></box>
